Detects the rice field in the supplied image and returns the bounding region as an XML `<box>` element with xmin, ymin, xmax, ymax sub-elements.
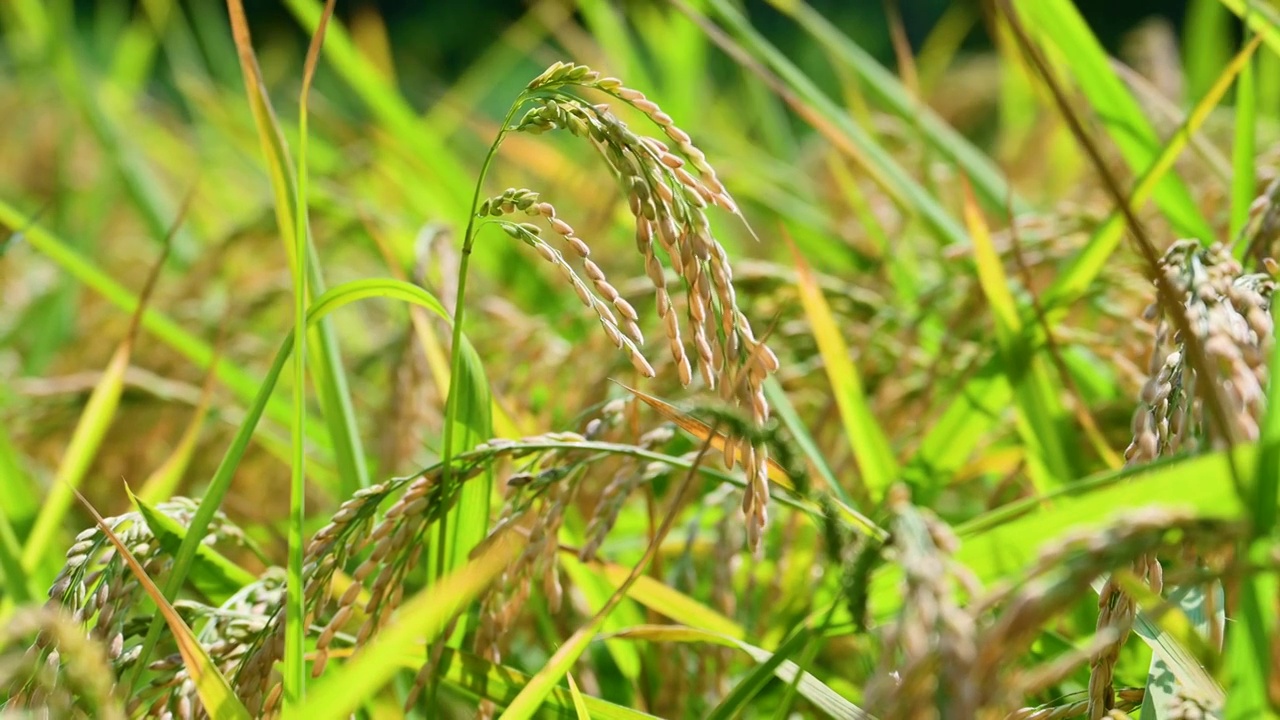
<box><xmin>1</xmin><ymin>0</ymin><xmax>1279</xmax><ymax>718</ymax></box>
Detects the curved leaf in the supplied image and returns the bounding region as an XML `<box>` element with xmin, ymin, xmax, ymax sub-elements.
<box><xmin>608</xmin><ymin>625</ymin><xmax>870</xmax><ymax>720</ymax></box>
<box><xmin>133</xmin><ymin>278</ymin><xmax>465</xmax><ymax>682</ymax></box>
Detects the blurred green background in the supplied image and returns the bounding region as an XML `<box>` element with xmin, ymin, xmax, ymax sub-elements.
<box><xmin>50</xmin><ymin>0</ymin><xmax>1199</xmax><ymax>120</ymax></box>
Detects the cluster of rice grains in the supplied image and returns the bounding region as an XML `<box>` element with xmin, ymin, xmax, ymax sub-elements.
<box><xmin>1126</xmin><ymin>240</ymin><xmax>1274</xmax><ymax>462</ymax></box>
<box><xmin>243</xmin><ymin>461</ymin><xmax>489</xmax><ymax>715</ymax></box>
<box><xmin>17</xmin><ymin>63</ymin><xmax>781</xmax><ymax>716</ymax></box>
<box><xmin>0</xmin><ymin>607</ymin><xmax>123</xmax><ymax>719</ymax></box>
<box><xmin>862</xmin><ymin>489</ymin><xmax>1241</xmax><ymax>719</ymax></box>
<box><xmin>1089</xmin><ymin>240</ymin><xmax>1274</xmax><ymax>717</ymax></box>
<box><xmin>856</xmin><ymin>239</ymin><xmax>1274</xmax><ymax>719</ymax></box>
<box><xmin>465</xmin><ymin>409</ymin><xmax>746</xmax><ymax>718</ymax></box>
<box><xmin>6</xmin><ymin>499</ymin><xmax>263</xmax><ymax>719</ymax></box>
<box><xmin>244</xmin><ymin>424</ymin><xmax>691</xmax><ymax>716</ymax></box>
<box><xmin>468</xmin><ymin>411</ymin><xmax>686</xmax><ymax>717</ymax></box>
<box><xmin>863</xmin><ymin>485</ymin><xmax>982</xmax><ymax>718</ymax></box>
<box><xmin>505</xmin><ymin>62</ymin><xmax>780</xmax><ymax>548</ymax></box>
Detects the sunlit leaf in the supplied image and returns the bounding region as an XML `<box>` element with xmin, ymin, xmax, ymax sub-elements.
<box><xmin>789</xmin><ymin>235</ymin><xmax>897</xmax><ymax>499</ymax></box>
<box><xmin>609</xmin><ymin>625</ymin><xmax>870</xmax><ymax>720</ymax></box>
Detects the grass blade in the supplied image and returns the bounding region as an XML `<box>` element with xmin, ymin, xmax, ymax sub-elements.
<box><xmin>499</xmin><ymin>423</ymin><xmax>717</xmax><ymax>720</ymax></box>
<box><xmin>1230</xmin><ymin>36</ymin><xmax>1257</xmax><ymax>249</ymax></box>
<box><xmin>1224</xmin><ymin>177</ymin><xmax>1280</xmax><ymax>713</ymax></box>
<box><xmin>437</xmin><ymin>320</ymin><xmax>494</xmax><ymax>585</ymax></box>
<box><xmin>1133</xmin><ymin>582</ymin><xmax>1227</xmax><ymax>717</ymax></box>
<box><xmin>281</xmin><ymin>0</ymin><xmax>472</xmax><ymax>210</ymax></box>
<box><xmin>130</xmin><ymin>327</ymin><xmax>296</xmax><ymax>693</ymax></box>
<box><xmin>763</xmin><ymin>375</ymin><xmax>851</xmax><ymax>506</ymax></box>
<box><xmin>556</xmin><ymin>552</ymin><xmax>644</xmax><ymax>681</ymax></box>
<box><xmin>131</xmin><ymin>278</ymin><xmax>460</xmax><ymax>687</ymax></box>
<box><xmin>789</xmin><ymin>234</ymin><xmax>897</xmax><ymax>500</ymax></box>
<box><xmin>1042</xmin><ymin>33</ymin><xmax>1262</xmax><ymax>310</ymax></box>
<box><xmin>590</xmin><ymin>561</ymin><xmax>745</xmax><ymax>640</ymax></box>
<box><xmin>764</xmin><ymin>0</ymin><xmax>1026</xmax><ymax>216</ymax></box>
<box><xmin>223</xmin><ymin>0</ymin><xmax>369</xmax><ymax>503</ymax></box>
<box><xmin>18</xmin><ymin>1</ymin><xmax>199</xmax><ymax>264</ymax></box>
<box><xmin>1184</xmin><ymin>0</ymin><xmax>1235</xmax><ymax>103</ymax></box>
<box><xmin>609</xmin><ymin>625</ymin><xmax>870</xmax><ymax>720</ymax></box>
<box><xmin>363</xmin><ymin>217</ymin><xmax>526</xmax><ymax>441</ymax></box>
<box><xmin>1222</xmin><ymin>538</ymin><xmax>1278</xmax><ymax>718</ymax></box>
<box><xmin>911</xmin><ymin>35</ymin><xmax>1262</xmax><ymax>499</ymax></box>
<box><xmin>286</xmin><ymin>0</ymin><xmax>335</xmax><ymax>705</ymax></box>
<box><xmin>127</xmin><ymin>485</ymin><xmax>256</xmax><ymax>605</ymax></box>
<box><xmin>317</xmin><ymin>645</ymin><xmax>660</xmax><ymax>719</ymax></box>
<box><xmin>707</xmin><ymin>625</ymin><xmax>816</xmax><ymax>720</ymax></box>
<box><xmin>0</xmin><ymin>515</ymin><xmax>29</xmax><ymax>605</ymax></box>
<box><xmin>22</xmin><ymin>224</ymin><xmax>172</xmax><ymax>574</ymax></box>
<box><xmin>911</xmin><ymin>29</ymin><xmax>1259</xmax><ymax>499</ymax></box>
<box><xmin>576</xmin><ymin>0</ymin><xmax>656</xmax><ymax>92</ymax></box>
<box><xmin>630</xmin><ymin>0</ymin><xmax>708</xmax><ymax>124</ymax></box>
<box><xmin>902</xmin><ymin>368</ymin><xmax>1013</xmax><ymax>500</ymax></box>
<box><xmin>1013</xmin><ymin>0</ymin><xmax>1214</xmax><ymax>241</ymax></box>
<box><xmin>1215</xmin><ymin>0</ymin><xmax>1280</xmax><ymax>57</ymax></box>
<box><xmin>566</xmin><ymin>674</ymin><xmax>591</xmax><ymax>720</ymax></box>
<box><xmin>434</xmin><ymin>648</ymin><xmax>656</xmax><ymax>719</ymax></box>
<box><xmin>962</xmin><ymin>180</ymin><xmax>1072</xmax><ymax>488</ymax></box>
<box><xmin>0</xmin><ymin>200</ymin><xmax>331</xmax><ymax>452</ymax></box>
<box><xmin>0</xmin><ymin>403</ymin><xmax>35</xmax><ymax>605</ymax></box>
<box><xmin>916</xmin><ymin>2</ymin><xmax>978</xmax><ymax>94</ymax></box>
<box><xmin>682</xmin><ymin>0</ymin><xmax>971</xmax><ymax>247</ymax></box>
<box><xmin>912</xmin><ymin>447</ymin><xmax>1250</xmax><ymax>604</ymax></box>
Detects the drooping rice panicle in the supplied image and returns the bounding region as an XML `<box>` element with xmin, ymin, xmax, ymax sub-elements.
<box><xmin>1090</xmin><ymin>239</ymin><xmax>1272</xmax><ymax>717</ymax></box>
<box><xmin>509</xmin><ymin>63</ymin><xmax>778</xmax><ymax>547</ymax></box>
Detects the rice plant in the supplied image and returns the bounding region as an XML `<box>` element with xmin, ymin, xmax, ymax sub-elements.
<box><xmin>1</xmin><ymin>0</ymin><xmax>1279</xmax><ymax>718</ymax></box>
